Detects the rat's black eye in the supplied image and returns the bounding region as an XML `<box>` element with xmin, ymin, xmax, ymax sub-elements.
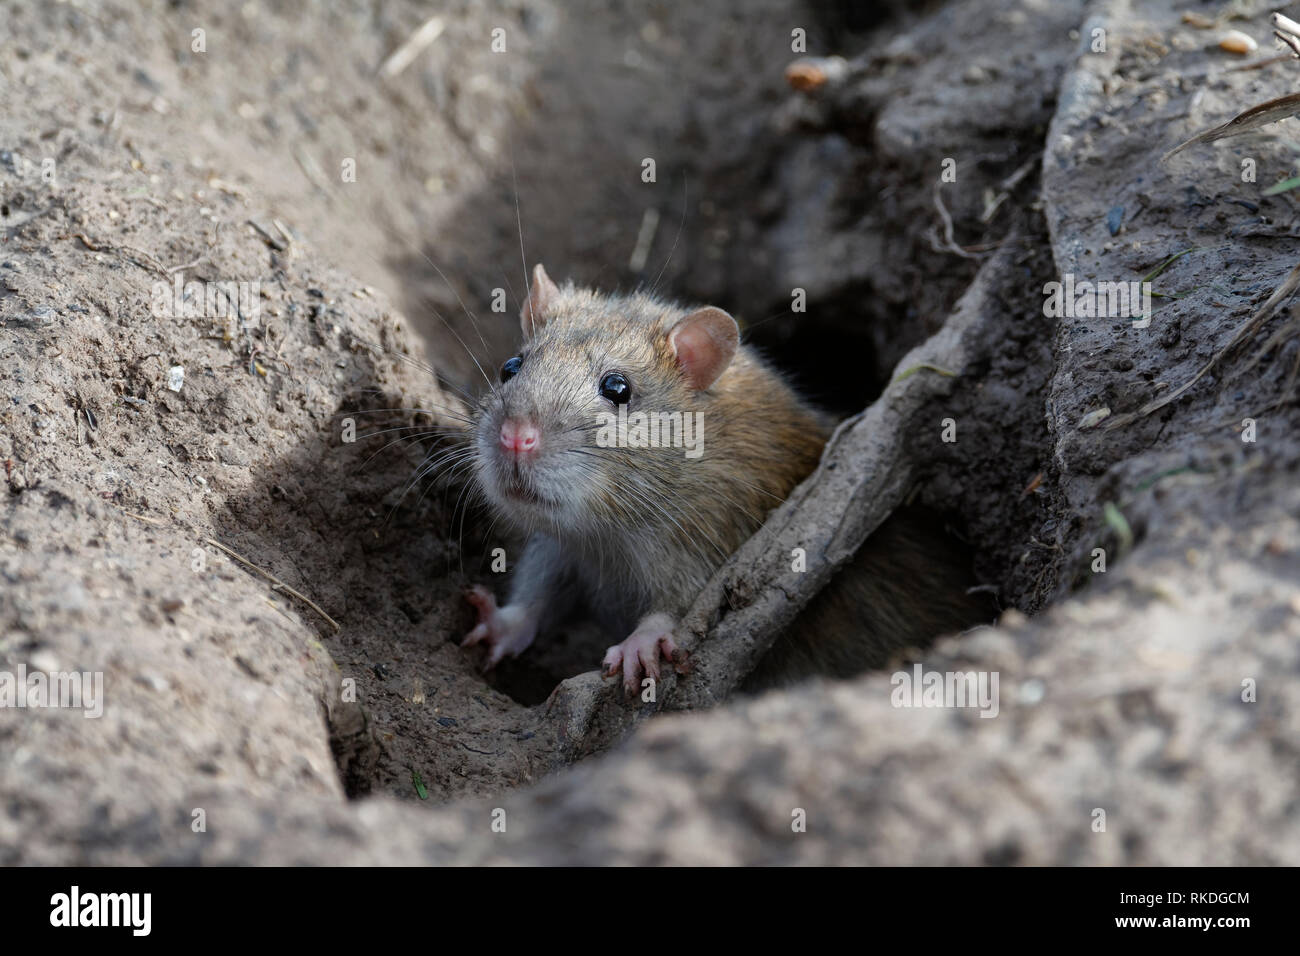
<box><xmin>599</xmin><ymin>371</ymin><xmax>631</xmax><ymax>404</ymax></box>
<box><xmin>500</xmin><ymin>356</ymin><xmax>522</xmax><ymax>383</ymax></box>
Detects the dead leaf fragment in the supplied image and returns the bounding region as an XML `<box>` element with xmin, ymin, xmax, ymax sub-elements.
<box><xmin>1163</xmin><ymin>92</ymin><xmax>1300</xmax><ymax>160</ymax></box>
<box><xmin>1078</xmin><ymin>407</ymin><xmax>1112</xmax><ymax>430</ymax></box>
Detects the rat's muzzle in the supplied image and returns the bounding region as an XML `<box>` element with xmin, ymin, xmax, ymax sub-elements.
<box><xmin>498</xmin><ymin>417</ymin><xmax>541</xmax><ymax>462</ymax></box>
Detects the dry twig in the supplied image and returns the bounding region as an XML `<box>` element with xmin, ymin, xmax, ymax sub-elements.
<box><xmin>204</xmin><ymin>537</ymin><xmax>341</xmax><ymax>632</ymax></box>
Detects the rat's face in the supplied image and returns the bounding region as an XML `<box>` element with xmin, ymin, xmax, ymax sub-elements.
<box><xmin>471</xmin><ymin>265</ymin><xmax>738</xmax><ymax>540</ymax></box>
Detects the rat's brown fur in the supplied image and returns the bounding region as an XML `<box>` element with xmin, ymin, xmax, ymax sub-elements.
<box><xmin>468</xmin><ymin>275</ymin><xmax>989</xmax><ymax>689</ymax></box>
<box><xmin>741</xmin><ymin>509</ymin><xmax>992</xmax><ymax>691</ymax></box>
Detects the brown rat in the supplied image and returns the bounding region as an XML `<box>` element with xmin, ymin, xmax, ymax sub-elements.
<box><xmin>461</xmin><ymin>263</ymin><xmax>990</xmax><ymax>693</ymax></box>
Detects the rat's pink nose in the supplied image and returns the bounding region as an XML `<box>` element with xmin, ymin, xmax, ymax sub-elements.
<box><xmin>499</xmin><ymin>418</ymin><xmax>541</xmax><ymax>457</ymax></box>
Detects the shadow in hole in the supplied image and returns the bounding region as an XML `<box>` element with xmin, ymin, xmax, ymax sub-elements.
<box><xmin>387</xmin><ymin>2</ymin><xmax>913</xmax><ymax>404</ymax></box>
<box><xmin>210</xmin><ymin>332</ymin><xmax>501</xmax><ymax>796</ymax></box>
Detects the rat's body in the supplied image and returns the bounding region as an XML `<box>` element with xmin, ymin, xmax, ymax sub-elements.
<box><xmin>462</xmin><ymin>265</ymin><xmax>988</xmax><ymax>692</ymax></box>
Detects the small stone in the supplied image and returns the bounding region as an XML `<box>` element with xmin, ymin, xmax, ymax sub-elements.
<box><xmin>1106</xmin><ymin>205</ymin><xmax>1124</xmax><ymax>236</ymax></box>
<box><xmin>1018</xmin><ymin>679</ymin><xmax>1046</xmax><ymax>705</ymax></box>
<box><xmin>999</xmin><ymin>608</ymin><xmax>1028</xmax><ymax>629</ymax></box>
<box><xmin>30</xmin><ymin>649</ymin><xmax>60</xmax><ymax>672</ymax></box>
<box><xmin>1219</xmin><ymin>30</ymin><xmax>1257</xmax><ymax>55</ymax></box>
<box><xmin>1078</xmin><ymin>406</ymin><xmax>1112</xmax><ymax>430</ymax></box>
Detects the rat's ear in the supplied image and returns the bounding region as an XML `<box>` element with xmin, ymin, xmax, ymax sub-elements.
<box><xmin>668</xmin><ymin>306</ymin><xmax>739</xmax><ymax>390</ymax></box>
<box><xmin>520</xmin><ymin>263</ymin><xmax>560</xmax><ymax>338</ymax></box>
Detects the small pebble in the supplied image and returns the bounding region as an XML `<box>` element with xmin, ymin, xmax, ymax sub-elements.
<box><xmin>1078</xmin><ymin>406</ymin><xmax>1112</xmax><ymax>430</ymax></box>
<box><xmin>999</xmin><ymin>608</ymin><xmax>1027</xmax><ymax>629</ymax></box>
<box><xmin>1219</xmin><ymin>30</ymin><xmax>1257</xmax><ymax>55</ymax></box>
<box><xmin>1018</xmin><ymin>679</ymin><xmax>1046</xmax><ymax>705</ymax></box>
<box><xmin>1106</xmin><ymin>205</ymin><xmax>1124</xmax><ymax>236</ymax></box>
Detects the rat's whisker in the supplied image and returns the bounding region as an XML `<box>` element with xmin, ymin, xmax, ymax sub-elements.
<box><xmin>648</xmin><ymin>173</ymin><xmax>688</xmax><ymax>298</ymax></box>
<box><xmin>353</xmin><ymin>223</ymin><xmax>499</xmax><ymax>398</ymax></box>
<box><xmin>384</xmin><ymin>446</ymin><xmax>475</xmax><ymax>521</ymax></box>
<box><xmin>352</xmin><ymin>431</ymin><xmax>458</xmax><ymax>473</ymax></box>
<box><xmin>355</xmin><ymin>423</ymin><xmax>464</xmax><ymax>442</ymax></box>
<box><xmin>331</xmin><ymin>405</ymin><xmax>470</xmax><ymax>423</ymax></box>
<box><xmin>510</xmin><ymin>145</ymin><xmax>531</xmax><ymax>320</ymax></box>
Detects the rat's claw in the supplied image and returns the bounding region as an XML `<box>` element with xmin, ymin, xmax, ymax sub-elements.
<box><xmin>460</xmin><ymin>586</ymin><xmax>497</xmax><ymax>648</ymax></box>
<box><xmin>460</xmin><ymin>622</ymin><xmax>490</xmax><ymax>648</ymax></box>
<box><xmin>601</xmin><ymin>644</ymin><xmax>624</xmax><ymax>678</ymax></box>
<box><xmin>622</xmin><ymin>643</ymin><xmax>644</xmax><ymax>694</ymax></box>
<box><xmin>460</xmin><ymin>587</ymin><xmax>538</xmax><ymax>670</ymax></box>
<box><xmin>464</xmin><ymin>585</ymin><xmax>497</xmax><ymax>616</ymax></box>
<box><xmin>483</xmin><ymin>638</ymin><xmax>517</xmax><ymax>671</ymax></box>
<box><xmin>603</xmin><ymin>614</ymin><xmax>686</xmax><ymax>696</ymax></box>
<box><xmin>656</xmin><ymin>633</ymin><xmax>689</xmax><ymax>672</ymax></box>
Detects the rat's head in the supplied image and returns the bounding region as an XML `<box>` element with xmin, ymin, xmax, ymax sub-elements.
<box><xmin>472</xmin><ymin>263</ymin><xmax>739</xmax><ymax>538</ymax></box>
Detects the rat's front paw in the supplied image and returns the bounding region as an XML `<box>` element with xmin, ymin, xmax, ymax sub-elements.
<box><xmin>602</xmin><ymin>613</ymin><xmax>691</xmax><ymax>695</ymax></box>
<box><xmin>461</xmin><ymin>586</ymin><xmax>538</xmax><ymax>670</ymax></box>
